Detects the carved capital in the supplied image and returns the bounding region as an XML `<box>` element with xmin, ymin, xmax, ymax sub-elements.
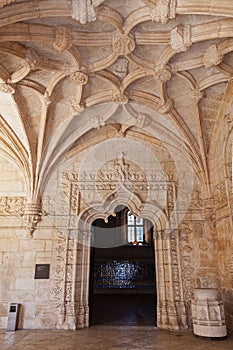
<box><xmin>112</xmin><ymin>32</ymin><xmax>135</xmax><ymax>56</ymax></box>
<box><xmin>150</xmin><ymin>0</ymin><xmax>177</xmax><ymax>24</ymax></box>
<box><xmin>0</xmin><ymin>82</ymin><xmax>15</xmax><ymax>94</ymax></box>
<box><xmin>112</xmin><ymin>92</ymin><xmax>129</xmax><ymax>104</ymax></box>
<box><xmin>70</xmin><ymin>71</ymin><xmax>88</xmax><ymax>85</ymax></box>
<box><xmin>53</xmin><ymin>26</ymin><xmax>72</xmax><ymax>51</ymax></box>
<box><xmin>189</xmin><ymin>89</ymin><xmax>203</xmax><ymax>104</ymax></box>
<box><xmin>170</xmin><ymin>25</ymin><xmax>191</xmax><ymax>53</ymax></box>
<box><xmin>203</xmin><ymin>44</ymin><xmax>224</xmax><ymax>68</ymax></box>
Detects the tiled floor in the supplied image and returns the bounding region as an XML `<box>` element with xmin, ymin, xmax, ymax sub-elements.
<box><xmin>0</xmin><ymin>327</ymin><xmax>233</xmax><ymax>350</ymax></box>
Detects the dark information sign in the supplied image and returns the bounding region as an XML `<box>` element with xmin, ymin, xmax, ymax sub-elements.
<box><xmin>34</xmin><ymin>264</ymin><xmax>50</xmax><ymax>279</ymax></box>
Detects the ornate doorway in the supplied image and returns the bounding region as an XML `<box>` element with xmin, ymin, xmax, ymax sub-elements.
<box><xmin>58</xmin><ymin>150</ymin><xmax>191</xmax><ymax>330</ymax></box>
<box><xmin>89</xmin><ymin>207</ymin><xmax>156</xmax><ymax>326</ymax></box>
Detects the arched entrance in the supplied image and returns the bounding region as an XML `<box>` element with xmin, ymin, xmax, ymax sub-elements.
<box><xmin>89</xmin><ymin>206</ymin><xmax>156</xmax><ymax>326</ymax></box>
<box><xmin>58</xmin><ymin>152</ymin><xmax>190</xmax><ymax>331</ymax></box>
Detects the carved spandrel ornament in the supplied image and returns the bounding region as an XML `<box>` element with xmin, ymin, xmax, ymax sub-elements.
<box><xmin>62</xmin><ymin>164</ymin><xmax>176</xmax><ymax>223</ymax></box>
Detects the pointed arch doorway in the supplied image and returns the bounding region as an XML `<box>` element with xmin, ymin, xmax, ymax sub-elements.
<box><xmin>89</xmin><ymin>206</ymin><xmax>156</xmax><ymax>326</ymax></box>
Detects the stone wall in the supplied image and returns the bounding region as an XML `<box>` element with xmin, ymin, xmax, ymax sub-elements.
<box><xmin>0</xmin><ymin>157</ymin><xmax>60</xmax><ymax>329</ymax></box>
<box><xmin>0</xmin><ymin>143</ymin><xmax>233</xmax><ymax>332</ymax></box>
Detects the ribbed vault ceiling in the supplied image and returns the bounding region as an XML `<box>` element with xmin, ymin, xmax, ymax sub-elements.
<box><xmin>0</xmin><ymin>0</ymin><xmax>233</xmax><ymax>203</ymax></box>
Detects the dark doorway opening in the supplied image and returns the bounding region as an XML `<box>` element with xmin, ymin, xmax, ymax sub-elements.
<box><xmin>89</xmin><ymin>207</ymin><xmax>156</xmax><ymax>326</ymax></box>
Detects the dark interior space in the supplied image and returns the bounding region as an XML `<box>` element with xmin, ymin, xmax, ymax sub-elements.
<box><xmin>89</xmin><ymin>207</ymin><xmax>156</xmax><ymax>326</ymax></box>
<box><xmin>91</xmin><ymin>293</ymin><xmax>155</xmax><ymax>326</ymax></box>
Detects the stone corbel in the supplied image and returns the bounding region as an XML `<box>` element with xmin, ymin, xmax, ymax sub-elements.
<box><xmin>149</xmin><ymin>0</ymin><xmax>177</xmax><ymax>24</ymax></box>
<box><xmin>170</xmin><ymin>25</ymin><xmax>191</xmax><ymax>53</ymax></box>
<box><xmin>203</xmin><ymin>44</ymin><xmax>224</xmax><ymax>68</ymax></box>
<box><xmin>23</xmin><ymin>202</ymin><xmax>43</xmax><ymax>236</ymax></box>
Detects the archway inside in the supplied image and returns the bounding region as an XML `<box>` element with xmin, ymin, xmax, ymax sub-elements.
<box><xmin>89</xmin><ymin>205</ymin><xmax>156</xmax><ymax>326</ymax></box>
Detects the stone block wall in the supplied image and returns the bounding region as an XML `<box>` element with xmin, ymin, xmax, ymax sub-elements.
<box><xmin>0</xmin><ymin>224</ymin><xmax>60</xmax><ymax>329</ymax></box>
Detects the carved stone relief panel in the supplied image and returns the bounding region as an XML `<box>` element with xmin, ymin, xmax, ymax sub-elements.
<box><xmin>179</xmin><ymin>222</ymin><xmax>195</xmax><ymax>328</ymax></box>
<box><xmin>0</xmin><ymin>197</ymin><xmax>26</xmax><ymax>216</ymax></box>
<box><xmin>61</xmin><ymin>156</ymin><xmax>176</xmax><ymax>227</ymax></box>
<box><xmin>50</xmin><ymin>230</ymin><xmax>68</xmax><ymax>329</ymax></box>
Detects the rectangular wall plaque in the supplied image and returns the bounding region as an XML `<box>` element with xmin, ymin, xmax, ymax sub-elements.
<box><xmin>34</xmin><ymin>264</ymin><xmax>50</xmax><ymax>279</ymax></box>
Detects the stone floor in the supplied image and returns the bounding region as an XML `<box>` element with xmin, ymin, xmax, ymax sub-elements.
<box><xmin>1</xmin><ymin>327</ymin><xmax>233</xmax><ymax>350</ymax></box>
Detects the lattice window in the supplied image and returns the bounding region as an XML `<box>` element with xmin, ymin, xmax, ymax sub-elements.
<box><xmin>127</xmin><ymin>211</ymin><xmax>144</xmax><ymax>244</ymax></box>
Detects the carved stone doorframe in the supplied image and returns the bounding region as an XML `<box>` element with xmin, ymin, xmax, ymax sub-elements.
<box><xmin>57</xmin><ymin>162</ymin><xmax>189</xmax><ymax>330</ymax></box>
<box><xmin>65</xmin><ymin>205</ymin><xmax>189</xmax><ymax>331</ymax></box>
